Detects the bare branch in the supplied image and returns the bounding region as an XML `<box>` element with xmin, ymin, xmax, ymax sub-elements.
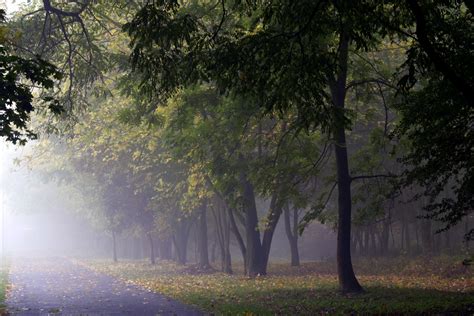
<box><xmin>351</xmin><ymin>174</ymin><xmax>397</xmax><ymax>182</ymax></box>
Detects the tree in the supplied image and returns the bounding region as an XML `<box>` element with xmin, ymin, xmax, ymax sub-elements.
<box><xmin>124</xmin><ymin>0</ymin><xmax>387</xmax><ymax>292</ymax></box>
<box><xmin>395</xmin><ymin>0</ymin><xmax>473</xmax><ymax>238</ymax></box>
<box><xmin>0</xmin><ymin>9</ymin><xmax>62</xmax><ymax>144</ymax></box>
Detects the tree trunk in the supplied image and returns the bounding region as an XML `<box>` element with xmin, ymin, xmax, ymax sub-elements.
<box><xmin>173</xmin><ymin>220</ymin><xmax>191</xmax><ymax>265</ymax></box>
<box><xmin>240</xmin><ymin>169</ymin><xmax>264</xmax><ymax>277</ymax></box>
<box><xmin>211</xmin><ymin>198</ymin><xmax>232</xmax><ymax>274</ymax></box>
<box><xmin>284</xmin><ymin>204</ymin><xmax>300</xmax><ymax>266</ymax></box>
<box><xmin>229</xmin><ymin>208</ymin><xmax>247</xmax><ymax>274</ymax></box>
<box><xmin>380</xmin><ymin>218</ymin><xmax>390</xmax><ymax>255</ymax></box>
<box><xmin>405</xmin><ymin>218</ymin><xmax>411</xmax><ymax>254</ymax></box>
<box><xmin>222</xmin><ymin>206</ymin><xmax>233</xmax><ymax>274</ymax></box>
<box><xmin>261</xmin><ymin>193</ymin><xmax>284</xmax><ymax>274</ymax></box>
<box><xmin>330</xmin><ymin>32</ymin><xmax>363</xmax><ymax>293</ymax></box>
<box><xmin>197</xmin><ymin>201</ymin><xmax>210</xmax><ymax>269</ymax></box>
<box><xmin>148</xmin><ymin>233</ymin><xmax>155</xmax><ymax>265</ymax></box>
<box><xmin>112</xmin><ymin>230</ymin><xmax>118</xmax><ymax>263</ymax></box>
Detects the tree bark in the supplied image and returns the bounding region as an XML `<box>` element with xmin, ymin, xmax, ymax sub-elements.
<box><xmin>197</xmin><ymin>201</ymin><xmax>210</xmax><ymax>269</ymax></box>
<box><xmin>240</xmin><ymin>169</ymin><xmax>264</xmax><ymax>276</ymax></box>
<box><xmin>222</xmin><ymin>206</ymin><xmax>233</xmax><ymax>274</ymax></box>
<box><xmin>330</xmin><ymin>32</ymin><xmax>363</xmax><ymax>293</ymax></box>
<box><xmin>261</xmin><ymin>193</ymin><xmax>284</xmax><ymax>274</ymax></box>
<box><xmin>148</xmin><ymin>233</ymin><xmax>156</xmax><ymax>265</ymax></box>
<box><xmin>284</xmin><ymin>204</ymin><xmax>300</xmax><ymax>266</ymax></box>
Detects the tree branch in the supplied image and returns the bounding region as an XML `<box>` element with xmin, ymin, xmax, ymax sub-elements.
<box><xmin>351</xmin><ymin>174</ymin><xmax>396</xmax><ymax>183</ymax></box>
<box><xmin>43</xmin><ymin>0</ymin><xmax>89</xmax><ymax>17</ymax></box>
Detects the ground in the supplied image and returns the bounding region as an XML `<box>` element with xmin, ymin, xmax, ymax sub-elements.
<box><xmin>5</xmin><ymin>257</ymin><xmax>201</xmax><ymax>315</ymax></box>
<box><xmin>2</xmin><ymin>256</ymin><xmax>473</xmax><ymax>315</ymax></box>
<box><xmin>83</xmin><ymin>256</ymin><xmax>474</xmax><ymax>315</ymax></box>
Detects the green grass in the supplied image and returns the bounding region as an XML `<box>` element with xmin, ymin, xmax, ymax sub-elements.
<box><xmin>81</xmin><ymin>257</ymin><xmax>474</xmax><ymax>315</ymax></box>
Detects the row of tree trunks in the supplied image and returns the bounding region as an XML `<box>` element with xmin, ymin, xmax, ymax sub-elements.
<box><xmin>109</xmin><ymin>184</ymin><xmax>305</xmax><ymax>275</ymax></box>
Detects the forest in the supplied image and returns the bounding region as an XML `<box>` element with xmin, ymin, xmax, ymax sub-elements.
<box><xmin>0</xmin><ymin>0</ymin><xmax>472</xmax><ymax>315</ymax></box>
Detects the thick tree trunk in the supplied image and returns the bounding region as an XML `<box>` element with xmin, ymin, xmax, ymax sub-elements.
<box><xmin>241</xmin><ymin>169</ymin><xmax>264</xmax><ymax>277</ymax></box>
<box><xmin>284</xmin><ymin>204</ymin><xmax>300</xmax><ymax>266</ymax></box>
<box><xmin>197</xmin><ymin>201</ymin><xmax>210</xmax><ymax>269</ymax></box>
<box><xmin>330</xmin><ymin>32</ymin><xmax>363</xmax><ymax>293</ymax></box>
<box><xmin>148</xmin><ymin>233</ymin><xmax>156</xmax><ymax>265</ymax></box>
<box><xmin>261</xmin><ymin>193</ymin><xmax>284</xmax><ymax>274</ymax></box>
<box><xmin>112</xmin><ymin>230</ymin><xmax>118</xmax><ymax>263</ymax></box>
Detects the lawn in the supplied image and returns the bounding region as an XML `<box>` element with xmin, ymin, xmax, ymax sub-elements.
<box><xmin>82</xmin><ymin>256</ymin><xmax>474</xmax><ymax>315</ymax></box>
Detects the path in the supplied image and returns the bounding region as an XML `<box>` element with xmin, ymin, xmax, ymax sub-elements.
<box><xmin>6</xmin><ymin>257</ymin><xmax>203</xmax><ymax>315</ymax></box>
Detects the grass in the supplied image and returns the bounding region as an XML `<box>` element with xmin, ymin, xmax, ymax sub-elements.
<box><xmin>0</xmin><ymin>259</ymin><xmax>9</xmax><ymax>313</ymax></box>
<box><xmin>81</xmin><ymin>256</ymin><xmax>474</xmax><ymax>315</ymax></box>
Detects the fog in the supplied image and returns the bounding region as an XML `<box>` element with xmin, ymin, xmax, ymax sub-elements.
<box><xmin>0</xmin><ymin>141</ymin><xmax>106</xmax><ymax>258</ymax></box>
<box><xmin>0</xmin><ymin>140</ymin><xmax>337</xmax><ymax>263</ymax></box>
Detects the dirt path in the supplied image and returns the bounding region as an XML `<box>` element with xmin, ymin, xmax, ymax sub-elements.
<box><xmin>6</xmin><ymin>257</ymin><xmax>203</xmax><ymax>315</ymax></box>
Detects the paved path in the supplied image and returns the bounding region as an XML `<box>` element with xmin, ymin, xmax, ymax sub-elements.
<box><xmin>6</xmin><ymin>257</ymin><xmax>203</xmax><ymax>315</ymax></box>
